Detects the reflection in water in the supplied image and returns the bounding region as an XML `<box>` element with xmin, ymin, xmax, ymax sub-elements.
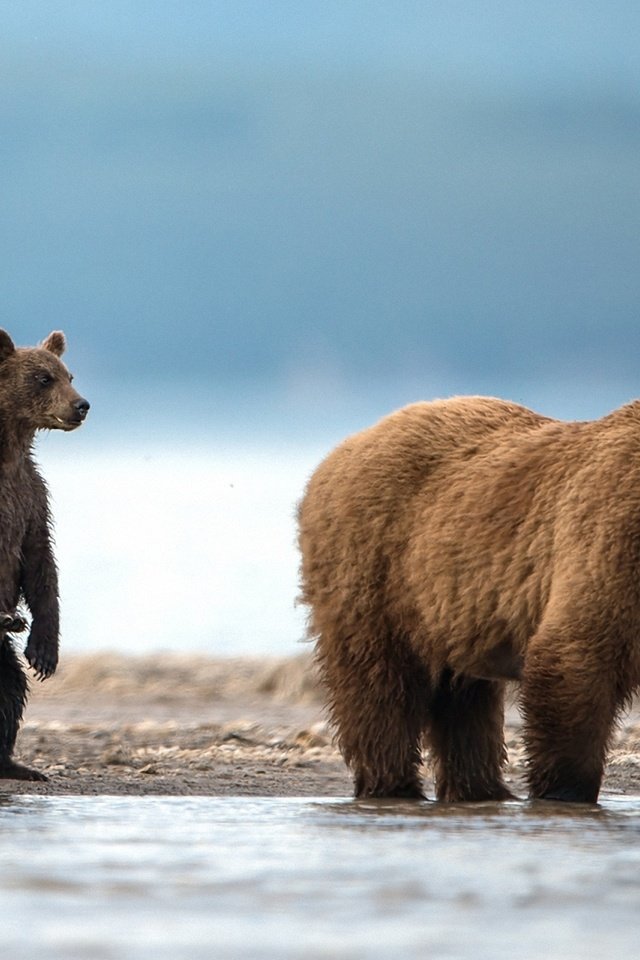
<box><xmin>0</xmin><ymin>795</ymin><xmax>639</xmax><ymax>959</ymax></box>
<box><xmin>321</xmin><ymin>795</ymin><xmax>640</xmax><ymax>834</ymax></box>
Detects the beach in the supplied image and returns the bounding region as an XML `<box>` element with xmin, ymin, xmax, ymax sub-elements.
<box><xmin>8</xmin><ymin>652</ymin><xmax>640</xmax><ymax>799</ymax></box>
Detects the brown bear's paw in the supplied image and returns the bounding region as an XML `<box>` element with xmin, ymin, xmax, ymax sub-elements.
<box><xmin>0</xmin><ymin>760</ymin><xmax>48</xmax><ymax>781</ymax></box>
<box><xmin>0</xmin><ymin>613</ymin><xmax>27</xmax><ymax>634</ymax></box>
<box><xmin>24</xmin><ymin>637</ymin><xmax>58</xmax><ymax>681</ymax></box>
<box><xmin>355</xmin><ymin>778</ymin><xmax>426</xmax><ymax>801</ymax></box>
<box><xmin>527</xmin><ymin>762</ymin><xmax>602</xmax><ymax>804</ymax></box>
<box><xmin>531</xmin><ymin>784</ymin><xmax>600</xmax><ymax>804</ymax></box>
<box><xmin>437</xmin><ymin>782</ymin><xmax>518</xmax><ymax>803</ymax></box>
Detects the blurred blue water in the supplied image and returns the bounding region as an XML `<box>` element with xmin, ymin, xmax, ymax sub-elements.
<box><xmin>1</xmin><ymin>2</ymin><xmax>639</xmax><ymax>390</ymax></box>
<box><xmin>39</xmin><ymin>433</ymin><xmax>317</xmax><ymax>657</ymax></box>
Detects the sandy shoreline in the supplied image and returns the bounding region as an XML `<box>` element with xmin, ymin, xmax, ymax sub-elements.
<box><xmin>6</xmin><ymin>652</ymin><xmax>640</xmax><ymax>799</ymax></box>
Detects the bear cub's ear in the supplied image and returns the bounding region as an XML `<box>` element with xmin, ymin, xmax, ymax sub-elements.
<box><xmin>41</xmin><ymin>331</ymin><xmax>66</xmax><ymax>357</ymax></box>
<box><xmin>0</xmin><ymin>330</ymin><xmax>16</xmax><ymax>363</ymax></box>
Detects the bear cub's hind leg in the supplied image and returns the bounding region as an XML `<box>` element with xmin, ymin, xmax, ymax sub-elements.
<box><xmin>0</xmin><ymin>635</ymin><xmax>47</xmax><ymax>781</ymax></box>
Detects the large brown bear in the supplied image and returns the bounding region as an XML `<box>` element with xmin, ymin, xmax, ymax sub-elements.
<box><xmin>0</xmin><ymin>329</ymin><xmax>89</xmax><ymax>780</ymax></box>
<box><xmin>298</xmin><ymin>396</ymin><xmax>640</xmax><ymax>804</ymax></box>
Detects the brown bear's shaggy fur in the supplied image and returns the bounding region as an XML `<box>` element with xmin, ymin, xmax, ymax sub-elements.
<box><xmin>0</xmin><ymin>329</ymin><xmax>89</xmax><ymax>780</ymax></box>
<box><xmin>298</xmin><ymin>396</ymin><xmax>640</xmax><ymax>803</ymax></box>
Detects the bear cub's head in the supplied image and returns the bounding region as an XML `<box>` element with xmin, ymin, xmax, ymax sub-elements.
<box><xmin>0</xmin><ymin>330</ymin><xmax>90</xmax><ymax>434</ymax></box>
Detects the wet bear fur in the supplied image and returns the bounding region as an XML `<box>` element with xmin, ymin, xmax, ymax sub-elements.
<box><xmin>0</xmin><ymin>330</ymin><xmax>89</xmax><ymax>780</ymax></box>
<box><xmin>298</xmin><ymin>396</ymin><xmax>640</xmax><ymax>803</ymax></box>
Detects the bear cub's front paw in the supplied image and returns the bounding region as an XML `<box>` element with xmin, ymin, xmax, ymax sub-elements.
<box><xmin>0</xmin><ymin>612</ymin><xmax>27</xmax><ymax>634</ymax></box>
<box><xmin>24</xmin><ymin>636</ymin><xmax>58</xmax><ymax>681</ymax></box>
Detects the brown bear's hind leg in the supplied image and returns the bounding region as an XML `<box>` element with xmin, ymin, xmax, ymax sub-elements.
<box><xmin>317</xmin><ymin>632</ymin><xmax>430</xmax><ymax>800</ymax></box>
<box><xmin>426</xmin><ymin>673</ymin><xmax>515</xmax><ymax>802</ymax></box>
<box><xmin>0</xmin><ymin>637</ymin><xmax>47</xmax><ymax>781</ymax></box>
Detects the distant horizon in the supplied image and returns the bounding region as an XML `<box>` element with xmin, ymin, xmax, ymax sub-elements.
<box><xmin>34</xmin><ymin>373</ymin><xmax>640</xmax><ymax>457</ymax></box>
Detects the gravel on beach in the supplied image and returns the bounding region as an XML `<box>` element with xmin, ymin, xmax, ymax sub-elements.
<box><xmin>5</xmin><ymin>652</ymin><xmax>640</xmax><ymax>800</ymax></box>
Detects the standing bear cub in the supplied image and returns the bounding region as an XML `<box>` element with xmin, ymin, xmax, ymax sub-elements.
<box><xmin>0</xmin><ymin>329</ymin><xmax>89</xmax><ymax>780</ymax></box>
<box><xmin>298</xmin><ymin>396</ymin><xmax>640</xmax><ymax>804</ymax></box>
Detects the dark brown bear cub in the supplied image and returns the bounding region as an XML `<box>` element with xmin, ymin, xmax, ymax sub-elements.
<box><xmin>0</xmin><ymin>329</ymin><xmax>89</xmax><ymax>780</ymax></box>
<box><xmin>298</xmin><ymin>396</ymin><xmax>640</xmax><ymax>804</ymax></box>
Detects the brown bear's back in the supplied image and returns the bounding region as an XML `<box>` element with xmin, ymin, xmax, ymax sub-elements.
<box><xmin>298</xmin><ymin>395</ymin><xmax>640</xmax><ymax>684</ymax></box>
<box><xmin>297</xmin><ymin>397</ymin><xmax>552</xmax><ymax>648</ymax></box>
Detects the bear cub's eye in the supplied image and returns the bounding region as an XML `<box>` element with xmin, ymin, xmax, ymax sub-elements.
<box><xmin>35</xmin><ymin>372</ymin><xmax>54</xmax><ymax>387</ymax></box>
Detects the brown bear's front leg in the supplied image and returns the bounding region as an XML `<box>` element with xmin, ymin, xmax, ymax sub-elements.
<box><xmin>426</xmin><ymin>673</ymin><xmax>516</xmax><ymax>802</ymax></box>
<box><xmin>520</xmin><ymin>638</ymin><xmax>618</xmax><ymax>803</ymax></box>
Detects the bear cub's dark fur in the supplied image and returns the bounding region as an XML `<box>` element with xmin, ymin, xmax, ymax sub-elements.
<box><xmin>0</xmin><ymin>329</ymin><xmax>89</xmax><ymax>780</ymax></box>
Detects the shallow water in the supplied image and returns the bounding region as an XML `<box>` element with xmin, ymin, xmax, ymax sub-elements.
<box><xmin>2</xmin><ymin>795</ymin><xmax>639</xmax><ymax>959</ymax></box>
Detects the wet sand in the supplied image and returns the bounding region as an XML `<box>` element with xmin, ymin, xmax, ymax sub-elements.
<box><xmin>6</xmin><ymin>652</ymin><xmax>640</xmax><ymax>798</ymax></box>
